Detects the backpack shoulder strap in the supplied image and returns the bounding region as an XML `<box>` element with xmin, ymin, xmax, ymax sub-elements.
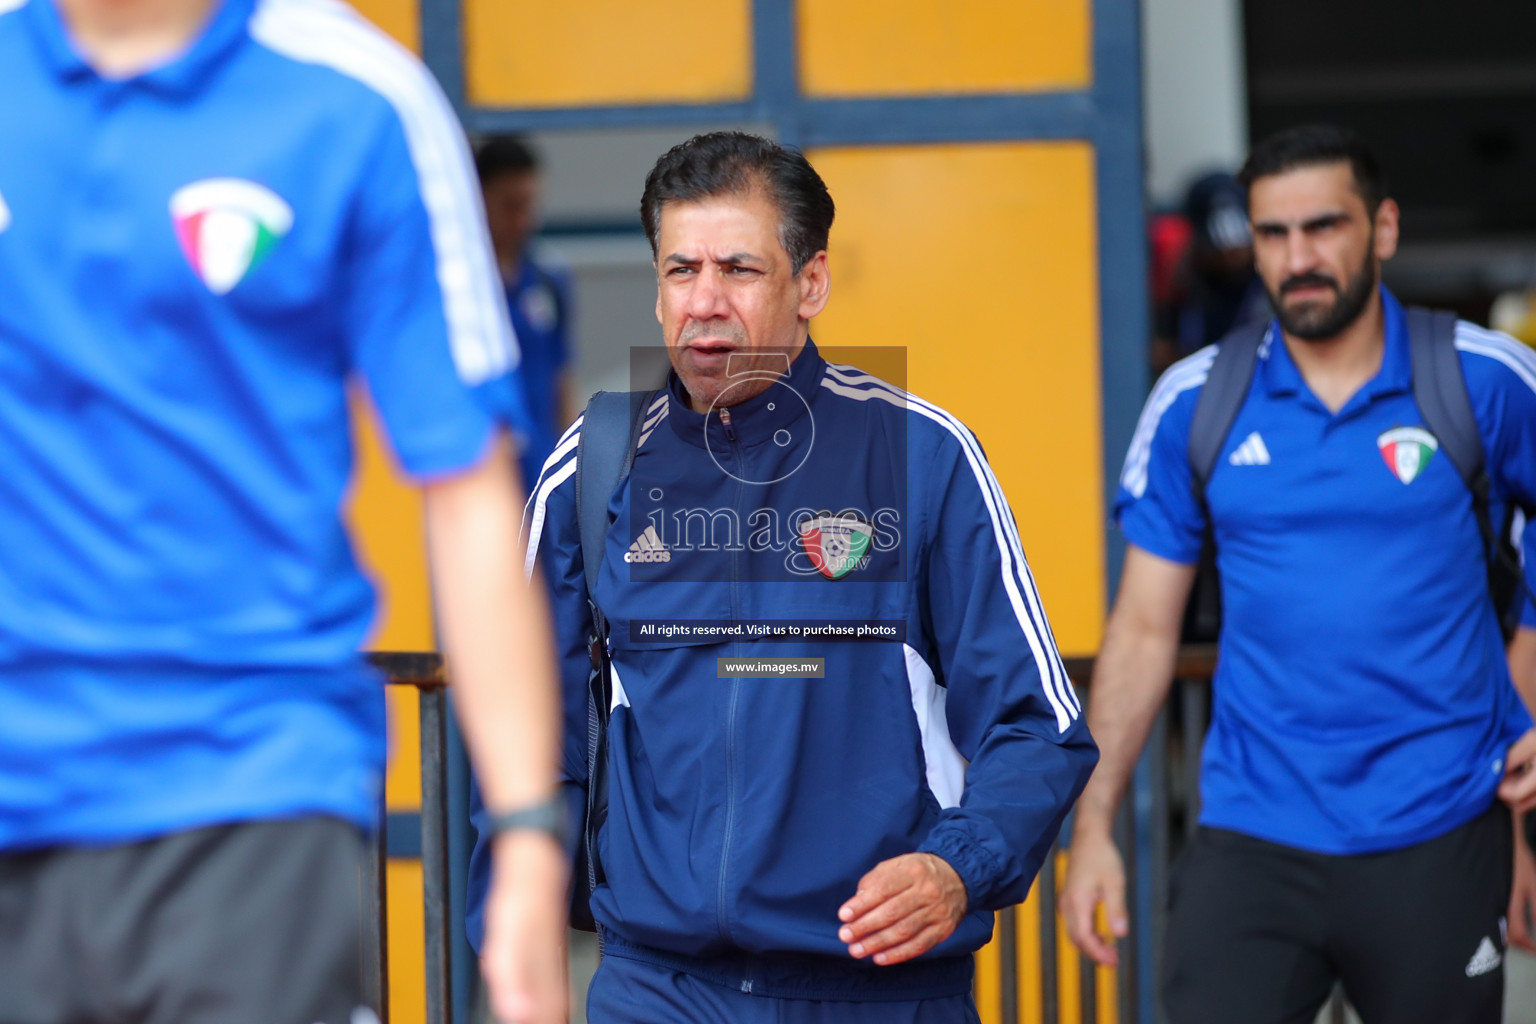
<box><xmin>568</xmin><ymin>389</ymin><xmax>659</xmax><ymax>935</ymax></box>
<box><xmin>1403</xmin><ymin>308</ymin><xmax>1532</xmax><ymax>637</ymax></box>
<box><xmin>1407</xmin><ymin>306</ymin><xmax>1483</xmax><ymax>493</ymax></box>
<box><xmin>1187</xmin><ymin>321</ymin><xmax>1269</xmax><ymax>497</ymax></box>
<box><xmin>575</xmin><ymin>390</ymin><xmax>659</xmax><ymax>602</ymax></box>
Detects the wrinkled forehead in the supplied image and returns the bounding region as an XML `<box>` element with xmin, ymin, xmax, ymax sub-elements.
<box><xmin>656</xmin><ymin>189</ymin><xmax>788</xmax><ymax>258</ymax></box>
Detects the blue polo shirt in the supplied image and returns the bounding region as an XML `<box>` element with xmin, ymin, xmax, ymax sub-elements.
<box><xmin>1117</xmin><ymin>288</ymin><xmax>1536</xmax><ymax>854</ymax></box>
<box><xmin>0</xmin><ymin>0</ymin><xmax>524</xmax><ymax>849</ymax></box>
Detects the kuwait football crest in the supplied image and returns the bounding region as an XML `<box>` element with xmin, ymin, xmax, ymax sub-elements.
<box><xmin>798</xmin><ymin>512</ymin><xmax>873</xmax><ymax>579</ymax></box>
<box><xmin>170</xmin><ymin>179</ymin><xmax>293</xmax><ymax>295</ymax></box>
<box><xmin>1377</xmin><ymin>427</ymin><xmax>1439</xmax><ymax>485</ymax></box>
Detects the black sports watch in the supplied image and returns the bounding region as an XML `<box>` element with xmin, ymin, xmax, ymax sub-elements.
<box><xmin>488</xmin><ymin>794</ymin><xmax>568</xmax><ymax>845</ymax></box>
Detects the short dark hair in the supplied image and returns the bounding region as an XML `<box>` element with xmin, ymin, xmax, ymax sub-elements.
<box><xmin>475</xmin><ymin>135</ymin><xmax>538</xmax><ymax>184</ymax></box>
<box><xmin>640</xmin><ymin>131</ymin><xmax>835</xmax><ymax>274</ymax></box>
<box><xmin>1238</xmin><ymin>124</ymin><xmax>1388</xmax><ymax>212</ymax></box>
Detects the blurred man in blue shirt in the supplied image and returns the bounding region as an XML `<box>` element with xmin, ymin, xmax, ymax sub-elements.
<box><xmin>477</xmin><ymin>135</ymin><xmax>574</xmax><ymax>483</ymax></box>
<box><xmin>0</xmin><ymin>2</ymin><xmax>566</xmax><ymax>1022</ymax></box>
<box><xmin>1152</xmin><ymin>171</ymin><xmax>1271</xmax><ymax>376</ymax></box>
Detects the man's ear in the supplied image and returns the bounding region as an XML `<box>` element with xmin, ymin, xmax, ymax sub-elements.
<box><xmin>798</xmin><ymin>251</ymin><xmax>830</xmax><ymax>320</ymax></box>
<box><xmin>654</xmin><ymin>261</ymin><xmax>663</xmax><ymax>325</ymax></box>
<box><xmin>1373</xmin><ymin>199</ymin><xmax>1400</xmax><ymax>263</ymax></box>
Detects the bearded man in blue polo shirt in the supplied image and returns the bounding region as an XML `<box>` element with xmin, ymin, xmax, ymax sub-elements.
<box><xmin>0</xmin><ymin>1</ymin><xmax>567</xmax><ymax>1023</ymax></box>
<box><xmin>1062</xmin><ymin>124</ymin><xmax>1536</xmax><ymax>1023</ymax></box>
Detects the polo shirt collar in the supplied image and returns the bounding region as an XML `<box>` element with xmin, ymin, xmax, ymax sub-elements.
<box><xmin>1259</xmin><ymin>284</ymin><xmax>1410</xmax><ymax>402</ymax></box>
<box><xmin>667</xmin><ymin>338</ymin><xmax>824</xmax><ymax>450</ymax></box>
<box><xmin>29</xmin><ymin>0</ymin><xmax>255</xmax><ymax>95</ymax></box>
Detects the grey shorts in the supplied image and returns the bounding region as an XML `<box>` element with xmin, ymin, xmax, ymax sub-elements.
<box><xmin>0</xmin><ymin>816</ymin><xmax>372</xmax><ymax>1024</ymax></box>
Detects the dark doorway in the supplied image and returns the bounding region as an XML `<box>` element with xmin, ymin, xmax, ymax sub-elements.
<box><xmin>1244</xmin><ymin>0</ymin><xmax>1536</xmax><ymax>316</ymax></box>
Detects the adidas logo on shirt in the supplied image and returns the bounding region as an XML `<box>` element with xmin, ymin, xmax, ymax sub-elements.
<box><xmin>624</xmin><ymin>525</ymin><xmax>671</xmax><ymax>564</ymax></box>
<box><xmin>1228</xmin><ymin>431</ymin><xmax>1271</xmax><ymax>466</ymax></box>
<box><xmin>1465</xmin><ymin>936</ymin><xmax>1501</xmax><ymax>977</ymax></box>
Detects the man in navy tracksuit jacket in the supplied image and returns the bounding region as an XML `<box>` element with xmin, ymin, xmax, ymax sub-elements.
<box><xmin>516</xmin><ymin>133</ymin><xmax>1097</xmax><ymax>1021</ymax></box>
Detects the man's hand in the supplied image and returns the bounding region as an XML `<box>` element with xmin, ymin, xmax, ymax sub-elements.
<box><xmin>480</xmin><ymin>832</ymin><xmax>569</xmax><ymax>1024</ymax></box>
<box><xmin>1060</xmin><ymin>831</ymin><xmax>1129</xmax><ymax>967</ymax></box>
<box><xmin>837</xmin><ymin>853</ymin><xmax>968</xmax><ymax>966</ymax></box>
<box><xmin>1055</xmin><ymin>545</ymin><xmax>1188</xmax><ymax>969</ymax></box>
<box><xmin>1500</xmin><ymin>728</ymin><xmax>1536</xmax><ymax>813</ymax></box>
<box><xmin>1512</xmin><ymin>812</ymin><xmax>1536</xmax><ymax>954</ymax></box>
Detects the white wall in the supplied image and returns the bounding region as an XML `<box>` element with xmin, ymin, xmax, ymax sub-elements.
<box><xmin>1141</xmin><ymin>0</ymin><xmax>1249</xmax><ymax>207</ymax></box>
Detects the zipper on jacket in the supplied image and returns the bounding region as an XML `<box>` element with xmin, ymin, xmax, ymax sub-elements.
<box><xmin>718</xmin><ymin>670</ymin><xmax>742</xmax><ymax>944</ymax></box>
<box><xmin>716</xmin><ymin>406</ymin><xmax>744</xmax><ymax>945</ymax></box>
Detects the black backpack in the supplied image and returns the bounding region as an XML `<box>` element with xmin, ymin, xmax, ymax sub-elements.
<box><xmin>1185</xmin><ymin>308</ymin><xmax>1529</xmax><ymax>641</ymax></box>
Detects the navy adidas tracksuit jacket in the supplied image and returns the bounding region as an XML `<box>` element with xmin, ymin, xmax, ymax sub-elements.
<box><xmin>518</xmin><ymin>340</ymin><xmax>1096</xmax><ymax>1000</ymax></box>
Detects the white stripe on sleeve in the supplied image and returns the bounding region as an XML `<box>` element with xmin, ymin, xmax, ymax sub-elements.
<box><xmin>250</xmin><ymin>0</ymin><xmax>517</xmax><ymax>386</ymax></box>
<box><xmin>820</xmin><ymin>369</ymin><xmax>1079</xmax><ymax>731</ymax></box>
<box><xmin>522</xmin><ymin>453</ymin><xmax>578</xmax><ymax>581</ymax></box>
<box><xmin>1455</xmin><ymin>322</ymin><xmax>1536</xmax><ymax>396</ymax></box>
<box><xmin>1119</xmin><ymin>347</ymin><xmax>1216</xmax><ymax>499</ymax></box>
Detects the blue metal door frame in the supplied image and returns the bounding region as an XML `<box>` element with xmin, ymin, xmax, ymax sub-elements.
<box><xmin>414</xmin><ymin>1</ymin><xmax>1154</xmax><ymax>1017</ymax></box>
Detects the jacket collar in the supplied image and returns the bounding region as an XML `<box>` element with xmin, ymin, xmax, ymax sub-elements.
<box><xmin>666</xmin><ymin>338</ymin><xmax>825</xmax><ymax>451</ymax></box>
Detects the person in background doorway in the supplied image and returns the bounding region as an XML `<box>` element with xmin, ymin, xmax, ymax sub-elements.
<box><xmin>465</xmin><ymin>137</ymin><xmax>577</xmax><ymax>971</ymax></box>
<box><xmin>1152</xmin><ymin>171</ymin><xmax>1270</xmax><ymax>375</ymax></box>
<box><xmin>477</xmin><ymin>135</ymin><xmax>575</xmax><ymax>484</ymax></box>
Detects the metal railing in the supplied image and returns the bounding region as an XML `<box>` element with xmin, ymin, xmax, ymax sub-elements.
<box><xmin>1057</xmin><ymin>646</ymin><xmax>1214</xmax><ymax>1024</ymax></box>
<box><xmin>962</xmin><ymin>647</ymin><xmax>1217</xmax><ymax>1024</ymax></box>
<box><xmin>368</xmin><ymin>652</ymin><xmax>455</xmax><ymax>1024</ymax></box>
<box><xmin>1019</xmin><ymin>647</ymin><xmax>1347</xmax><ymax>1024</ymax></box>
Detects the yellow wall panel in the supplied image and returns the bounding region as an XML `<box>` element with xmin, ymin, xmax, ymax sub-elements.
<box><xmin>973</xmin><ymin>913</ymin><xmax>1001</xmax><ymax>1016</ymax></box>
<box><xmin>1055</xmin><ymin>850</ymin><xmax>1082</xmax><ymax>1023</ymax></box>
<box><xmin>343</xmin><ymin>394</ymin><xmax>434</xmax><ymax>807</ymax></box>
<box><xmin>1017</xmin><ymin>889</ymin><xmax>1043</xmax><ymax>1024</ymax></box>
<box><xmin>799</xmin><ymin>0</ymin><xmax>1091</xmax><ymax>98</ymax></box>
<box><xmin>345</xmin><ymin>393</ymin><xmax>436</xmax><ymax>654</ymax></box>
<box><xmin>387</xmin><ymin>859</ymin><xmax>428</xmax><ymax>1024</ymax></box>
<box><xmin>384</xmin><ymin>687</ymin><xmax>422</xmax><ymax>810</ymax></box>
<box><xmin>464</xmin><ymin>0</ymin><xmax>752</xmax><ymax>108</ymax></box>
<box><xmin>1097</xmin><ymin>958</ymin><xmax>1119</xmax><ymax>1024</ymax></box>
<box><xmin>348</xmin><ymin>0</ymin><xmax>420</xmax><ymax>52</ymax></box>
<box><xmin>808</xmin><ymin>142</ymin><xmax>1105</xmax><ymax>655</ymax></box>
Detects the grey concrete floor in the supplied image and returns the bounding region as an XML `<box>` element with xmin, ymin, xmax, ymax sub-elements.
<box><xmin>568</xmin><ymin>929</ymin><xmax>599</xmax><ymax>1024</ymax></box>
<box><xmin>1505</xmin><ymin>947</ymin><xmax>1536</xmax><ymax>1024</ymax></box>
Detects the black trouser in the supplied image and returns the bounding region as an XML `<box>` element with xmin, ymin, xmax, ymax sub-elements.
<box><xmin>1163</xmin><ymin>804</ymin><xmax>1511</xmax><ymax>1024</ymax></box>
<box><xmin>0</xmin><ymin>817</ymin><xmax>370</xmax><ymax>1024</ymax></box>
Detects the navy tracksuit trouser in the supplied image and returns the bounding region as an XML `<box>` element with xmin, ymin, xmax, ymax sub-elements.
<box><xmin>588</xmin><ymin>952</ymin><xmax>982</xmax><ymax>1024</ymax></box>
